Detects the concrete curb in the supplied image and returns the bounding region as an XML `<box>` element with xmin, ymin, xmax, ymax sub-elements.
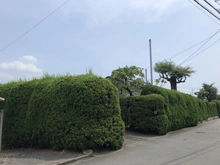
<box><xmin>51</xmin><ymin>150</ymin><xmax>93</xmax><ymax>165</ymax></box>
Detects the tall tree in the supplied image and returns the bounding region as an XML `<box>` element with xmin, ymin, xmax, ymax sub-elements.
<box><xmin>154</xmin><ymin>60</ymin><xmax>195</xmax><ymax>90</ymax></box>
<box><xmin>107</xmin><ymin>66</ymin><xmax>145</xmax><ymax>96</ymax></box>
<box><xmin>195</xmin><ymin>83</ymin><xmax>220</xmax><ymax>102</ymax></box>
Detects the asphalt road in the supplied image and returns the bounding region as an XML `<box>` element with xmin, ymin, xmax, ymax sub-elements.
<box><xmin>72</xmin><ymin>119</ymin><xmax>220</xmax><ymax>165</ymax></box>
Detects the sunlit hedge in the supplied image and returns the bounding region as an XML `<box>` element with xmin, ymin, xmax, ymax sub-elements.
<box><xmin>120</xmin><ymin>94</ymin><xmax>169</xmax><ymax>135</ymax></box>
<box><xmin>141</xmin><ymin>85</ymin><xmax>218</xmax><ymax>132</ymax></box>
<box><xmin>0</xmin><ymin>75</ymin><xmax>125</xmax><ymax>150</ymax></box>
<box><xmin>121</xmin><ymin>85</ymin><xmax>219</xmax><ymax>135</ymax></box>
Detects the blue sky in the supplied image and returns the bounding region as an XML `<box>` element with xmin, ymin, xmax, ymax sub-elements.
<box><xmin>0</xmin><ymin>0</ymin><xmax>220</xmax><ymax>94</ymax></box>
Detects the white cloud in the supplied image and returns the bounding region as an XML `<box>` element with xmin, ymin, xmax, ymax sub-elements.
<box><xmin>0</xmin><ymin>56</ymin><xmax>43</xmax><ymax>83</ymax></box>
<box><xmin>21</xmin><ymin>55</ymin><xmax>38</xmax><ymax>63</ymax></box>
<box><xmin>50</xmin><ymin>0</ymin><xmax>188</xmax><ymax>26</ymax></box>
<box><xmin>0</xmin><ymin>61</ymin><xmax>42</xmax><ymax>73</ymax></box>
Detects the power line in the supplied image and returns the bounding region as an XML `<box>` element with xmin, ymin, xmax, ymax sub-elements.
<box><xmin>153</xmin><ymin>33</ymin><xmax>220</xmax><ymax>80</ymax></box>
<box><xmin>153</xmin><ymin>32</ymin><xmax>220</xmax><ymax>80</ymax></box>
<box><xmin>204</xmin><ymin>0</ymin><xmax>220</xmax><ymax>14</ymax></box>
<box><xmin>150</xmin><ymin>0</ymin><xmax>220</xmax><ymax>80</ymax></box>
<box><xmin>0</xmin><ymin>0</ymin><xmax>70</xmax><ymax>53</ymax></box>
<box><xmin>193</xmin><ymin>0</ymin><xmax>220</xmax><ymax>21</ymax></box>
<box><xmin>188</xmin><ymin>0</ymin><xmax>220</xmax><ymax>25</ymax></box>
<box><xmin>177</xmin><ymin>1</ymin><xmax>220</xmax><ymax>65</ymax></box>
<box><xmin>168</xmin><ymin>0</ymin><xmax>220</xmax><ymax>63</ymax></box>
<box><xmin>168</xmin><ymin>39</ymin><xmax>207</xmax><ymax>59</ymax></box>
<box><xmin>153</xmin><ymin>37</ymin><xmax>220</xmax><ymax>81</ymax></box>
<box><xmin>167</xmin><ymin>34</ymin><xmax>219</xmax><ymax>59</ymax></box>
<box><xmin>179</xmin><ymin>28</ymin><xmax>220</xmax><ymax>65</ymax></box>
<box><xmin>181</xmin><ymin>38</ymin><xmax>220</xmax><ymax>63</ymax></box>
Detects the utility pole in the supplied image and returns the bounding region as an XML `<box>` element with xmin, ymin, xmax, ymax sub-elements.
<box><xmin>149</xmin><ymin>39</ymin><xmax>153</xmax><ymax>85</ymax></box>
<box><xmin>145</xmin><ymin>69</ymin><xmax>148</xmax><ymax>84</ymax></box>
<box><xmin>0</xmin><ymin>97</ymin><xmax>5</xmax><ymax>151</ymax></box>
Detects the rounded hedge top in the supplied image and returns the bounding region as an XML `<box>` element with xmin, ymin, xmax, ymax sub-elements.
<box><xmin>1</xmin><ymin>74</ymin><xmax>125</xmax><ymax>150</ymax></box>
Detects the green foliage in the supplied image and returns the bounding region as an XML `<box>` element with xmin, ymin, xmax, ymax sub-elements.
<box><xmin>120</xmin><ymin>94</ymin><xmax>169</xmax><ymax>135</ymax></box>
<box><xmin>155</xmin><ymin>77</ymin><xmax>167</xmax><ymax>87</ymax></box>
<box><xmin>154</xmin><ymin>60</ymin><xmax>176</xmax><ymax>74</ymax></box>
<box><xmin>212</xmin><ymin>100</ymin><xmax>220</xmax><ymax>117</ymax></box>
<box><xmin>86</xmin><ymin>67</ymin><xmax>95</xmax><ymax>75</ymax></box>
<box><xmin>154</xmin><ymin>61</ymin><xmax>194</xmax><ymax>78</ymax></box>
<box><xmin>25</xmin><ymin>76</ymin><xmax>55</xmax><ymax>148</ymax></box>
<box><xmin>195</xmin><ymin>83</ymin><xmax>220</xmax><ymax>102</ymax></box>
<box><xmin>1</xmin><ymin>75</ymin><xmax>125</xmax><ymax>151</ymax></box>
<box><xmin>2</xmin><ymin>80</ymin><xmax>38</xmax><ymax>148</ymax></box>
<box><xmin>140</xmin><ymin>85</ymin><xmax>218</xmax><ymax>133</ymax></box>
<box><xmin>154</xmin><ymin>60</ymin><xmax>195</xmax><ymax>90</ymax></box>
<box><xmin>110</xmin><ymin>65</ymin><xmax>145</xmax><ymax>96</ymax></box>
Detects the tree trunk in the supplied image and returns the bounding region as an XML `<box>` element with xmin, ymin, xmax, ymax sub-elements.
<box><xmin>124</xmin><ymin>87</ymin><xmax>133</xmax><ymax>96</ymax></box>
<box><xmin>170</xmin><ymin>77</ymin><xmax>177</xmax><ymax>90</ymax></box>
<box><xmin>120</xmin><ymin>88</ymin><xmax>123</xmax><ymax>94</ymax></box>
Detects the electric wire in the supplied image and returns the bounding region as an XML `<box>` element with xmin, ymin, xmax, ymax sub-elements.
<box><xmin>152</xmin><ymin>33</ymin><xmax>220</xmax><ymax>80</ymax></box>
<box><xmin>153</xmin><ymin>32</ymin><xmax>220</xmax><ymax>80</ymax></box>
<box><xmin>193</xmin><ymin>0</ymin><xmax>220</xmax><ymax>21</ymax></box>
<box><xmin>189</xmin><ymin>0</ymin><xmax>220</xmax><ymax>25</ymax></box>
<box><xmin>204</xmin><ymin>0</ymin><xmax>220</xmax><ymax>14</ymax></box>
<box><xmin>181</xmin><ymin>38</ymin><xmax>220</xmax><ymax>64</ymax></box>
<box><xmin>0</xmin><ymin>0</ymin><xmax>70</xmax><ymax>53</ymax></box>
<box><xmin>179</xmin><ymin>28</ymin><xmax>220</xmax><ymax>65</ymax></box>
<box><xmin>167</xmin><ymin>34</ymin><xmax>219</xmax><ymax>59</ymax></box>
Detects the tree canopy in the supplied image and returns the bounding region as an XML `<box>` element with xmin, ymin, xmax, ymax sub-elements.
<box><xmin>107</xmin><ymin>66</ymin><xmax>145</xmax><ymax>96</ymax></box>
<box><xmin>195</xmin><ymin>83</ymin><xmax>220</xmax><ymax>102</ymax></box>
<box><xmin>154</xmin><ymin>60</ymin><xmax>195</xmax><ymax>90</ymax></box>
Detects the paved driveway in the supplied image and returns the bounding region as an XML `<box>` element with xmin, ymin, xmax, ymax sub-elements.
<box><xmin>72</xmin><ymin>119</ymin><xmax>220</xmax><ymax>165</ymax></box>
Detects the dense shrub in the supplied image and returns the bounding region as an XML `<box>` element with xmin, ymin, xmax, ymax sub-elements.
<box><xmin>1</xmin><ymin>75</ymin><xmax>125</xmax><ymax>150</ymax></box>
<box><xmin>120</xmin><ymin>94</ymin><xmax>169</xmax><ymax>135</ymax></box>
<box><xmin>120</xmin><ymin>85</ymin><xmax>219</xmax><ymax>135</ymax></box>
<box><xmin>211</xmin><ymin>100</ymin><xmax>220</xmax><ymax>117</ymax></box>
<box><xmin>120</xmin><ymin>96</ymin><xmax>129</xmax><ymax>127</ymax></box>
<box><xmin>1</xmin><ymin>80</ymin><xmax>37</xmax><ymax>148</ymax></box>
<box><xmin>0</xmin><ymin>82</ymin><xmax>18</xmax><ymax>110</ymax></box>
<box><xmin>25</xmin><ymin>76</ymin><xmax>55</xmax><ymax>148</ymax></box>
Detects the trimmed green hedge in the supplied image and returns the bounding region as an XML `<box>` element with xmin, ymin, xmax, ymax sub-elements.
<box><xmin>25</xmin><ymin>77</ymin><xmax>55</xmax><ymax>148</ymax></box>
<box><xmin>121</xmin><ymin>85</ymin><xmax>219</xmax><ymax>135</ymax></box>
<box><xmin>1</xmin><ymin>80</ymin><xmax>37</xmax><ymax>148</ymax></box>
<box><xmin>0</xmin><ymin>75</ymin><xmax>125</xmax><ymax>150</ymax></box>
<box><xmin>120</xmin><ymin>94</ymin><xmax>169</xmax><ymax>135</ymax></box>
<box><xmin>211</xmin><ymin>100</ymin><xmax>220</xmax><ymax>117</ymax></box>
<box><xmin>0</xmin><ymin>82</ymin><xmax>18</xmax><ymax>110</ymax></box>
